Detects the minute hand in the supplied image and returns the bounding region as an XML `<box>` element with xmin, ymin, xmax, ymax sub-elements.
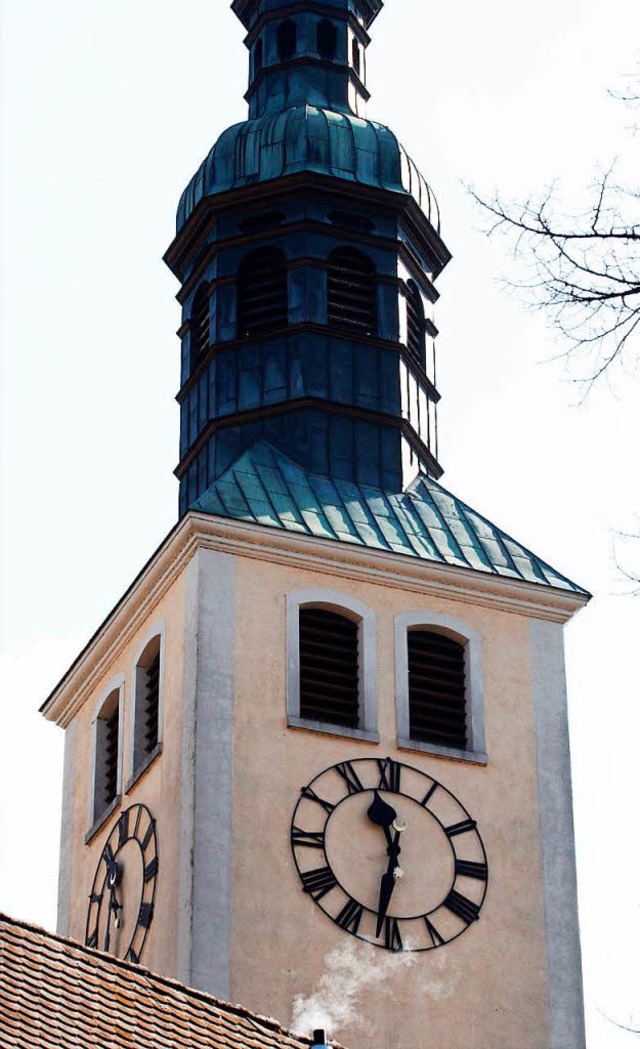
<box><xmin>375</xmin><ymin>828</ymin><xmax>402</xmax><ymax>938</ymax></box>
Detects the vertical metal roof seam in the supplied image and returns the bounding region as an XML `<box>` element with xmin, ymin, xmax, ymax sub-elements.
<box><xmin>305</xmin><ymin>473</ymin><xmax>348</xmax><ymax>543</ymax></box>
<box><xmin>220</xmin><ymin>458</ymin><xmax>262</xmax><ymax>520</ymax></box>
<box><xmin>443</xmin><ymin>486</ymin><xmax>550</xmax><ymax>585</ymax></box>
<box><xmin>265</xmin><ymin>447</ymin><xmax>325</xmax><ymax>534</ymax></box>
<box><xmin>245</xmin><ymin>448</ymin><xmax>303</xmax><ymax>528</ymax></box>
<box><xmin>407</xmin><ymin>483</ymin><xmax>471</xmax><ymax>568</ymax></box>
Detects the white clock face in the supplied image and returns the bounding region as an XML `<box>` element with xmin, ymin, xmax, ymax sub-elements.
<box><xmin>291</xmin><ymin>757</ymin><xmax>488</xmax><ymax>951</ymax></box>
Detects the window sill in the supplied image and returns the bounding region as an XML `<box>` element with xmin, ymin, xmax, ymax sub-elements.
<box><xmin>125</xmin><ymin>742</ymin><xmax>163</xmax><ymax>794</ymax></box>
<box><xmin>287</xmin><ymin>716</ymin><xmax>379</xmax><ymax>744</ymax></box>
<box><xmin>85</xmin><ymin>795</ymin><xmax>121</xmax><ymax>844</ymax></box>
<box><xmin>397</xmin><ymin>738</ymin><xmax>488</xmax><ymax>766</ymax></box>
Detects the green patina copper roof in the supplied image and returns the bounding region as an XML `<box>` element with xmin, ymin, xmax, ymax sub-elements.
<box><xmin>191</xmin><ymin>441</ymin><xmax>588</xmax><ymax>595</ymax></box>
<box><xmin>177</xmin><ymin>106</ymin><xmax>440</xmax><ymax>233</ymax></box>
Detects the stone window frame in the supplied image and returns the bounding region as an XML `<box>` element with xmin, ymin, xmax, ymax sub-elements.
<box><xmin>87</xmin><ymin>674</ymin><xmax>125</xmax><ymax>840</ymax></box>
<box><xmin>286</xmin><ymin>589</ymin><xmax>379</xmax><ymax>743</ymax></box>
<box><xmin>127</xmin><ymin>621</ymin><xmax>166</xmax><ymax>791</ymax></box>
<box><xmin>395</xmin><ymin>611</ymin><xmax>487</xmax><ymax>765</ymax></box>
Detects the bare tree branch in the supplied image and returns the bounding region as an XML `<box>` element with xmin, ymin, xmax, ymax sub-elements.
<box><xmin>469</xmin><ymin>74</ymin><xmax>640</xmax><ymax>387</ymax></box>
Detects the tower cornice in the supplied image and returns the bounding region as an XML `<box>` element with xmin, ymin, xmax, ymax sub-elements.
<box><xmin>41</xmin><ymin>512</ymin><xmax>589</xmax><ymax>729</ymax></box>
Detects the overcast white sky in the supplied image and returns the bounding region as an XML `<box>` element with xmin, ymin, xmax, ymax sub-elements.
<box><xmin>1</xmin><ymin>1</ymin><xmax>639</xmax><ymax>1045</ymax></box>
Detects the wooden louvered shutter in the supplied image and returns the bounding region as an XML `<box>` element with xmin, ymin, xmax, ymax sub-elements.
<box><xmin>191</xmin><ymin>286</ymin><xmax>210</xmax><ymax>370</ymax></box>
<box><xmin>299</xmin><ymin>608</ymin><xmax>359</xmax><ymax>728</ymax></box>
<box><xmin>103</xmin><ymin>707</ymin><xmax>119</xmax><ymax>808</ymax></box>
<box><xmin>408</xmin><ymin>631</ymin><xmax>467</xmax><ymax>749</ymax></box>
<box><xmin>406</xmin><ymin>280</ymin><xmax>425</xmax><ymax>367</ymax></box>
<box><xmin>143</xmin><ymin>652</ymin><xmax>160</xmax><ymax>756</ymax></box>
<box><xmin>327</xmin><ymin>248</ymin><xmax>377</xmax><ymax>335</ymax></box>
<box><xmin>238</xmin><ymin>248</ymin><xmax>288</xmax><ymax>336</ymax></box>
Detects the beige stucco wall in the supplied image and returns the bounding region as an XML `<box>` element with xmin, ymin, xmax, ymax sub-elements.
<box><xmin>228</xmin><ymin>556</ymin><xmax>550</xmax><ymax>1049</ymax></box>
<box><xmin>62</xmin><ymin>570</ymin><xmax>186</xmax><ymax>982</ymax></box>
<box><xmin>51</xmin><ymin>520</ymin><xmax>583</xmax><ymax>1049</ymax></box>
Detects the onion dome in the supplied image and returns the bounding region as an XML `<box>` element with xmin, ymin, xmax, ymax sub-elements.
<box><xmin>177</xmin><ymin>107</ymin><xmax>440</xmax><ymax>235</ymax></box>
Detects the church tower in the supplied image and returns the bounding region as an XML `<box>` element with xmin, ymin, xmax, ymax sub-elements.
<box><xmin>42</xmin><ymin>3</ymin><xmax>589</xmax><ymax>1047</ymax></box>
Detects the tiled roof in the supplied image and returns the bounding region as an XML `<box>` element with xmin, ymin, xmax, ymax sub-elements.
<box><xmin>192</xmin><ymin>441</ymin><xmax>588</xmax><ymax>597</ymax></box>
<box><xmin>0</xmin><ymin>913</ymin><xmax>337</xmax><ymax>1049</ymax></box>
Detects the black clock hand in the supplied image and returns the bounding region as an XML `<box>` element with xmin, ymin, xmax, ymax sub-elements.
<box><xmin>367</xmin><ymin>790</ymin><xmax>397</xmax><ymax>848</ymax></box>
<box><xmin>103</xmin><ymin>850</ymin><xmax>122</xmax><ymax>950</ymax></box>
<box><xmin>375</xmin><ymin>826</ymin><xmax>402</xmax><ymax>937</ymax></box>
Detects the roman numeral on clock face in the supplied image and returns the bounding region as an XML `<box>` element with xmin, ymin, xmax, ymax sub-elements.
<box><xmin>138</xmin><ymin>902</ymin><xmax>154</xmax><ymax>929</ymax></box>
<box><xmin>300</xmin><ymin>866</ymin><xmax>338</xmax><ymax>901</ymax></box>
<box><xmin>445</xmin><ymin>818</ymin><xmax>477</xmax><ymax>839</ymax></box>
<box><xmin>291</xmin><ymin>827</ymin><xmax>325</xmax><ymax>850</ymax></box>
<box><xmin>336</xmin><ymin>898</ymin><xmax>364</xmax><ymax>935</ymax></box>
<box><xmin>423</xmin><ymin>916</ymin><xmax>445</xmax><ymax>947</ymax></box>
<box><xmin>377</xmin><ymin>758</ymin><xmax>401</xmax><ymax>792</ymax></box>
<box><xmin>143</xmin><ymin>857</ymin><xmax>158</xmax><ymax>883</ymax></box>
<box><xmin>141</xmin><ymin>821</ymin><xmax>155</xmax><ymax>852</ymax></box>
<box><xmin>335</xmin><ymin>762</ymin><xmax>364</xmax><ymax>795</ymax></box>
<box><xmin>454</xmin><ymin>859</ymin><xmax>488</xmax><ymax>881</ymax></box>
<box><xmin>384</xmin><ymin>916</ymin><xmax>403</xmax><ymax>951</ymax></box>
<box><xmin>443</xmin><ymin>889</ymin><xmax>480</xmax><ymax>924</ymax></box>
<box><xmin>301</xmin><ymin>786</ymin><xmax>335</xmax><ymax>815</ymax></box>
<box><xmin>126</xmin><ymin>947</ymin><xmax>140</xmax><ymax>965</ymax></box>
<box><xmin>118</xmin><ymin>810</ymin><xmax>129</xmax><ymax>848</ymax></box>
<box><xmin>86</xmin><ymin>929</ymin><xmax>98</xmax><ymax>949</ymax></box>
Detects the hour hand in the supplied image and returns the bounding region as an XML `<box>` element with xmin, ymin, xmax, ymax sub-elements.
<box><xmin>367</xmin><ymin>791</ymin><xmax>397</xmax><ymax>829</ymax></box>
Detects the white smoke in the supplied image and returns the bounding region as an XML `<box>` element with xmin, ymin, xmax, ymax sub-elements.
<box><xmin>291</xmin><ymin>940</ymin><xmax>450</xmax><ymax>1041</ymax></box>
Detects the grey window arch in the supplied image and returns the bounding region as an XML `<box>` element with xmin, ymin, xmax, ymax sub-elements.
<box><xmin>90</xmin><ymin>678</ymin><xmax>124</xmax><ymax>830</ymax></box>
<box><xmin>130</xmin><ymin>629</ymin><xmax>164</xmax><ymax>781</ymax></box>
<box><xmin>287</xmin><ymin>590</ymin><xmax>378</xmax><ymax>743</ymax></box>
<box><xmin>395</xmin><ymin>611</ymin><xmax>487</xmax><ymax>765</ymax></box>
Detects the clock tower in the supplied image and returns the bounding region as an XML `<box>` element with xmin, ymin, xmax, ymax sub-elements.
<box><xmin>42</xmin><ymin>2</ymin><xmax>589</xmax><ymax>1047</ymax></box>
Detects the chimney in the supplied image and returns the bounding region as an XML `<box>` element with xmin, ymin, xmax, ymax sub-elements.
<box><xmin>311</xmin><ymin>1031</ymin><xmax>329</xmax><ymax>1049</ymax></box>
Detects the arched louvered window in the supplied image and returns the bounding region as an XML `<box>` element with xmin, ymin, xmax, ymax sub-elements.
<box><xmin>406</xmin><ymin>279</ymin><xmax>426</xmax><ymax>367</ymax></box>
<box><xmin>278</xmin><ymin>19</ymin><xmax>297</xmax><ymax>61</ymax></box>
<box><xmin>190</xmin><ymin>284</ymin><xmax>210</xmax><ymax>373</ymax></box>
<box><xmin>352</xmin><ymin>38</ymin><xmax>361</xmax><ymax>76</ymax></box>
<box><xmin>408</xmin><ymin>630</ymin><xmax>467</xmax><ymax>750</ymax></box>
<box><xmin>254</xmin><ymin>38</ymin><xmax>263</xmax><ymax>75</ymax></box>
<box><xmin>327</xmin><ymin>248</ymin><xmax>377</xmax><ymax>335</ymax></box>
<box><xmin>133</xmin><ymin>634</ymin><xmax>163</xmax><ymax>775</ymax></box>
<box><xmin>238</xmin><ymin>248</ymin><xmax>288</xmax><ymax>337</ymax></box>
<box><xmin>299</xmin><ymin>608</ymin><xmax>359</xmax><ymax>728</ymax></box>
<box><xmin>317</xmin><ymin>19</ymin><xmax>337</xmax><ymax>60</ymax></box>
<box><xmin>92</xmin><ymin>686</ymin><xmax>122</xmax><ymax>825</ymax></box>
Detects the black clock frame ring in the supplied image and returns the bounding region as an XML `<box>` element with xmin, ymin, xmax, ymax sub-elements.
<box><xmin>85</xmin><ymin>803</ymin><xmax>159</xmax><ymax>964</ymax></box>
<box><xmin>290</xmin><ymin>756</ymin><xmax>489</xmax><ymax>952</ymax></box>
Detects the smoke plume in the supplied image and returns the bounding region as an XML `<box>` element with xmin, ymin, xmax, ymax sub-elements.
<box><xmin>291</xmin><ymin>940</ymin><xmax>449</xmax><ymax>1040</ymax></box>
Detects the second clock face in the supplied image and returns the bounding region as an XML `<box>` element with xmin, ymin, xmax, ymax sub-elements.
<box><xmin>85</xmin><ymin>803</ymin><xmax>158</xmax><ymax>964</ymax></box>
<box><xmin>291</xmin><ymin>757</ymin><xmax>488</xmax><ymax>952</ymax></box>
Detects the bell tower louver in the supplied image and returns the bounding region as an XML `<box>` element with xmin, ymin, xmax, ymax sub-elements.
<box><xmin>165</xmin><ymin>0</ymin><xmax>450</xmax><ymax>517</ymax></box>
